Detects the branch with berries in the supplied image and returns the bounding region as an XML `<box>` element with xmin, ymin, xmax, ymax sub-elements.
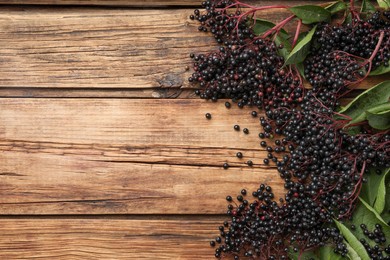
<box><xmin>188</xmin><ymin>0</ymin><xmax>390</xmax><ymax>259</ymax></box>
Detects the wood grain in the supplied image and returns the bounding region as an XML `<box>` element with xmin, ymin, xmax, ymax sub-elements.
<box><xmin>0</xmin><ymin>88</ymin><xmax>363</xmax><ymax>99</ymax></box>
<box><xmin>0</xmin><ymin>98</ymin><xmax>284</xmax><ymax>214</ymax></box>
<box><xmin>0</xmin><ymin>154</ymin><xmax>283</xmax><ymax>214</ymax></box>
<box><xmin>0</xmin><ymin>98</ymin><xmax>269</xmax><ymax>149</ymax></box>
<box><xmin>0</xmin><ymin>2</ymin><xmax>383</xmax><ymax>259</ymax></box>
<box><xmin>0</xmin><ymin>0</ymin><xmax>324</xmax><ymax>6</ymax></box>
<box><xmin>0</xmin><ymin>218</ymin><xmax>222</xmax><ymax>259</ymax></box>
<box><xmin>0</xmin><ymin>87</ymin><xmax>194</xmax><ymax>98</ymax></box>
<box><xmin>0</xmin><ymin>7</ymin><xmax>384</xmax><ymax>92</ymax></box>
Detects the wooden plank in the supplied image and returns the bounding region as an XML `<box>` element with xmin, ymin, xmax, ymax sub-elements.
<box><xmin>0</xmin><ymin>0</ymin><xmax>323</xmax><ymax>7</ymax></box>
<box><xmin>0</xmin><ymin>98</ymin><xmax>284</xmax><ymax>214</ymax></box>
<box><xmin>0</xmin><ymin>156</ymin><xmax>282</xmax><ymax>214</ymax></box>
<box><xmin>0</xmin><ymin>218</ymin><xmax>222</xmax><ymax>259</ymax></box>
<box><xmin>0</xmin><ymin>7</ymin><xmax>384</xmax><ymax>91</ymax></box>
<box><xmin>0</xmin><ymin>7</ymin><xmax>201</xmax><ymax>89</ymax></box>
<box><xmin>0</xmin><ymin>98</ymin><xmax>267</xmax><ymax>149</ymax></box>
<box><xmin>0</xmin><ymin>88</ymin><xmax>364</xmax><ymax>99</ymax></box>
<box><xmin>0</xmin><ymin>87</ymin><xmax>194</xmax><ymax>98</ymax></box>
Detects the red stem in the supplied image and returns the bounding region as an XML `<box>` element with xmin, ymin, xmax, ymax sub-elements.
<box><xmin>236</xmin><ymin>5</ymin><xmax>290</xmax><ymax>26</ymax></box>
<box><xmin>367</xmin><ymin>31</ymin><xmax>385</xmax><ymax>64</ymax></box>
<box><xmin>219</xmin><ymin>0</ymin><xmax>288</xmax><ymax>10</ymax></box>
<box><xmin>292</xmin><ymin>19</ymin><xmax>302</xmax><ymax>48</ymax></box>
<box><xmin>350</xmin><ymin>0</ymin><xmax>355</xmax><ymax>10</ymax></box>
<box><xmin>339</xmin><ymin>30</ymin><xmax>385</xmax><ymax>97</ymax></box>
<box><xmin>261</xmin><ymin>15</ymin><xmax>296</xmax><ymax>39</ymax></box>
<box><xmin>349</xmin><ymin>0</ymin><xmax>361</xmax><ymax>22</ymax></box>
<box><xmin>333</xmin><ymin>111</ymin><xmax>352</xmax><ymax>120</ymax></box>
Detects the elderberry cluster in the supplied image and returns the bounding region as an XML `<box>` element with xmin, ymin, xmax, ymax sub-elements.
<box><xmin>214</xmin><ymin>90</ymin><xmax>390</xmax><ymax>258</ymax></box>
<box><xmin>359</xmin><ymin>223</ymin><xmax>390</xmax><ymax>259</ymax></box>
<box><xmin>189</xmin><ymin>1</ymin><xmax>304</xmax><ymax>109</ymax></box>
<box><xmin>211</xmin><ymin>186</ymin><xmax>349</xmax><ymax>259</ymax></box>
<box><xmin>189</xmin><ymin>1</ymin><xmax>390</xmax><ymax>259</ymax></box>
<box><xmin>305</xmin><ymin>13</ymin><xmax>390</xmax><ymax>108</ymax></box>
<box><xmin>260</xmin><ymin>91</ymin><xmax>390</xmax><ymax>219</ymax></box>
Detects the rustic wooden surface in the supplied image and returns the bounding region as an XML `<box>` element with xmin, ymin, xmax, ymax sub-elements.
<box><xmin>0</xmin><ymin>217</ymin><xmax>222</xmax><ymax>259</ymax></box>
<box><xmin>0</xmin><ymin>0</ymin><xmax>324</xmax><ymax>6</ymax></box>
<box><xmin>0</xmin><ymin>6</ymin><xmax>385</xmax><ymax>96</ymax></box>
<box><xmin>0</xmin><ymin>1</ymin><xmax>380</xmax><ymax>259</ymax></box>
<box><xmin>0</xmin><ymin>98</ymin><xmax>284</xmax><ymax>215</ymax></box>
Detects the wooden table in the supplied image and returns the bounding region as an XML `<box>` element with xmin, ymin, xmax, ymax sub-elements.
<box><xmin>0</xmin><ymin>1</ymin><xmax>383</xmax><ymax>259</ymax></box>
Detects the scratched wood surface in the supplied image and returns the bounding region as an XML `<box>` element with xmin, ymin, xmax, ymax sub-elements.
<box><xmin>0</xmin><ymin>1</ymin><xmax>381</xmax><ymax>259</ymax></box>
<box><xmin>0</xmin><ymin>0</ymin><xmax>324</xmax><ymax>6</ymax></box>
<box><xmin>0</xmin><ymin>217</ymin><xmax>221</xmax><ymax>259</ymax></box>
<box><xmin>0</xmin><ymin>98</ymin><xmax>285</xmax><ymax>215</ymax></box>
<box><xmin>0</xmin><ymin>6</ymin><xmax>384</xmax><ymax>97</ymax></box>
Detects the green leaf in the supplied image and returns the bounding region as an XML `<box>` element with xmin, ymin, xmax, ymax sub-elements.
<box><xmin>326</xmin><ymin>1</ymin><xmax>348</xmax><ymax>14</ymax></box>
<box><xmin>297</xmin><ymin>31</ymin><xmax>308</xmax><ymax>42</ymax></box>
<box><xmin>334</xmin><ymin>220</ymin><xmax>370</xmax><ymax>260</ymax></box>
<box><xmin>347</xmin><ymin>200</ymin><xmax>390</xmax><ymax>248</ymax></box>
<box><xmin>361</xmin><ymin>0</ymin><xmax>377</xmax><ymax>13</ymax></box>
<box><xmin>370</xmin><ymin>64</ymin><xmax>390</xmax><ymax>75</ymax></box>
<box><xmin>320</xmin><ymin>245</ymin><xmax>346</xmax><ymax>260</ymax></box>
<box><xmin>366</xmin><ymin>102</ymin><xmax>390</xmax><ymax>114</ymax></box>
<box><xmin>383</xmin><ymin>211</ymin><xmax>390</xmax><ymax>224</ymax></box>
<box><xmin>252</xmin><ymin>19</ymin><xmax>274</xmax><ymax>35</ymax></box>
<box><xmin>289</xmin><ymin>249</ymin><xmax>319</xmax><ymax>260</ymax></box>
<box><xmin>345</xmin><ymin>242</ymin><xmax>361</xmax><ymax>260</ymax></box>
<box><xmin>338</xmin><ymin>81</ymin><xmax>390</xmax><ymax>125</ymax></box>
<box><xmin>359</xmin><ymin>197</ymin><xmax>389</xmax><ymax>227</ymax></box>
<box><xmin>289</xmin><ymin>5</ymin><xmax>331</xmax><ymax>24</ymax></box>
<box><xmin>275</xmin><ymin>35</ymin><xmax>292</xmax><ymax>60</ymax></box>
<box><xmin>366</xmin><ymin>103</ymin><xmax>390</xmax><ymax>130</ymax></box>
<box><xmin>377</xmin><ymin>0</ymin><xmax>390</xmax><ymax>9</ymax></box>
<box><xmin>296</xmin><ymin>62</ymin><xmax>306</xmax><ymax>79</ymax></box>
<box><xmin>346</xmin><ymin>125</ymin><xmax>362</xmax><ymax>136</ymax></box>
<box><xmin>382</xmin><ymin>213</ymin><xmax>390</xmax><ymax>225</ymax></box>
<box><xmin>252</xmin><ymin>19</ymin><xmax>289</xmax><ymax>39</ymax></box>
<box><xmin>382</xmin><ymin>180</ymin><xmax>390</xmax><ymax>223</ymax></box>
<box><xmin>284</xmin><ymin>26</ymin><xmax>317</xmax><ymax>66</ymax></box>
<box><xmin>374</xmin><ymin>168</ymin><xmax>390</xmax><ymax>214</ymax></box>
<box><xmin>344</xmin><ymin>12</ymin><xmax>352</xmax><ymax>25</ymax></box>
<box><xmin>360</xmin><ymin>167</ymin><xmax>388</xmax><ymax>206</ymax></box>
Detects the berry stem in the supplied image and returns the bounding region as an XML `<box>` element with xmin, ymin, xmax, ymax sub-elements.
<box><xmin>234</xmin><ymin>6</ymin><xmax>292</xmax><ymax>36</ymax></box>
<box><xmin>368</xmin><ymin>30</ymin><xmax>385</xmax><ymax>65</ymax></box>
<box><xmin>262</xmin><ymin>15</ymin><xmax>296</xmax><ymax>38</ymax></box>
<box><xmin>231</xmin><ymin>1</ymin><xmax>288</xmax><ymax>10</ymax></box>
<box><xmin>292</xmin><ymin>19</ymin><xmax>302</xmax><ymax>49</ymax></box>
<box><xmin>340</xmin><ymin>30</ymin><xmax>385</xmax><ymax>97</ymax></box>
<box><xmin>349</xmin><ymin>0</ymin><xmax>361</xmax><ymax>22</ymax></box>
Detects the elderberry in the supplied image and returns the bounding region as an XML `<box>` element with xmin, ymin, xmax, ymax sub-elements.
<box><xmin>190</xmin><ymin>2</ymin><xmax>390</xmax><ymax>259</ymax></box>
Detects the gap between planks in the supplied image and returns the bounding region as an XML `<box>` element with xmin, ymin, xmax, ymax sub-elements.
<box><xmin>0</xmin><ymin>214</ymin><xmax>226</xmax><ymax>219</ymax></box>
<box><xmin>0</xmin><ymin>87</ymin><xmax>365</xmax><ymax>99</ymax></box>
<box><xmin>0</xmin><ymin>98</ymin><xmax>284</xmax><ymax>215</ymax></box>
